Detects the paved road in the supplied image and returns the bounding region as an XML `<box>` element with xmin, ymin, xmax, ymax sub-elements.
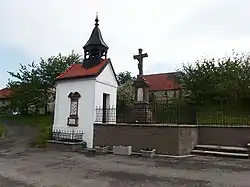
<box><xmin>0</xmin><ymin>120</ymin><xmax>250</xmax><ymax>187</ymax></box>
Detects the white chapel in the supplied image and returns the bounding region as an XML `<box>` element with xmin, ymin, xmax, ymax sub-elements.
<box><xmin>53</xmin><ymin>16</ymin><xmax>118</xmax><ymax>148</ymax></box>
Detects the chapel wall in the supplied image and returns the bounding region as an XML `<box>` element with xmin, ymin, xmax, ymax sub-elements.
<box><xmin>53</xmin><ymin>78</ymin><xmax>96</xmax><ymax>147</ymax></box>
<box><xmin>96</xmin><ymin>63</ymin><xmax>118</xmax><ymax>88</ymax></box>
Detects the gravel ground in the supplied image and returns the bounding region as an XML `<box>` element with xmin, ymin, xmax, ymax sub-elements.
<box><xmin>0</xmin><ymin>120</ymin><xmax>250</xmax><ymax>187</ymax></box>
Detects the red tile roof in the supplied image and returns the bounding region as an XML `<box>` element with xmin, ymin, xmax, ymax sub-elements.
<box><xmin>56</xmin><ymin>59</ymin><xmax>110</xmax><ymax>80</ymax></box>
<box><xmin>0</xmin><ymin>88</ymin><xmax>12</xmax><ymax>99</ymax></box>
<box><xmin>143</xmin><ymin>73</ymin><xmax>181</xmax><ymax>91</ymax></box>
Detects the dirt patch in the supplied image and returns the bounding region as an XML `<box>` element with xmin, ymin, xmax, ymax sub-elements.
<box><xmin>154</xmin><ymin>157</ymin><xmax>250</xmax><ymax>172</ymax></box>
<box><xmin>100</xmin><ymin>171</ymin><xmax>212</xmax><ymax>186</ymax></box>
<box><xmin>0</xmin><ymin>175</ymin><xmax>35</xmax><ymax>187</ymax></box>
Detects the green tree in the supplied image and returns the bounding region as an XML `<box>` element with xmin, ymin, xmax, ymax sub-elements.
<box><xmin>7</xmin><ymin>62</ymin><xmax>42</xmax><ymax>114</ymax></box>
<box><xmin>7</xmin><ymin>51</ymin><xmax>82</xmax><ymax>114</ymax></box>
<box><xmin>117</xmin><ymin>80</ymin><xmax>134</xmax><ymax>110</ymax></box>
<box><xmin>117</xmin><ymin>71</ymin><xmax>135</xmax><ymax>85</ymax></box>
<box><xmin>37</xmin><ymin>51</ymin><xmax>82</xmax><ymax>113</ymax></box>
<box><xmin>178</xmin><ymin>51</ymin><xmax>250</xmax><ymax>111</ymax></box>
<box><xmin>116</xmin><ymin>71</ymin><xmax>135</xmax><ymax>111</ymax></box>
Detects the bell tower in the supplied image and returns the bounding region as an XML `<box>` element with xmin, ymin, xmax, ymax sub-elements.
<box><xmin>83</xmin><ymin>13</ymin><xmax>109</xmax><ymax>69</ymax></box>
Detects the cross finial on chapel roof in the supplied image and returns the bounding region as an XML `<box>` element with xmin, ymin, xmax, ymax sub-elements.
<box><xmin>95</xmin><ymin>12</ymin><xmax>99</xmax><ymax>26</ymax></box>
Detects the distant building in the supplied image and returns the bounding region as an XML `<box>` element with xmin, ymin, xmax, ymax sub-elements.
<box><xmin>0</xmin><ymin>88</ymin><xmax>11</xmax><ymax>108</ymax></box>
<box><xmin>143</xmin><ymin>72</ymin><xmax>181</xmax><ymax>103</ymax></box>
<box><xmin>0</xmin><ymin>87</ymin><xmax>54</xmax><ymax>114</ymax></box>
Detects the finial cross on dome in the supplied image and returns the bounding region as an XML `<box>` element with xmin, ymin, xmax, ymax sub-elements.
<box><xmin>95</xmin><ymin>12</ymin><xmax>99</xmax><ymax>26</ymax></box>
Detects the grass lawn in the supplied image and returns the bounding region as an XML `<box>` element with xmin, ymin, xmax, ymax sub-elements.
<box><xmin>3</xmin><ymin>114</ymin><xmax>53</xmax><ymax>147</ymax></box>
<box><xmin>197</xmin><ymin>111</ymin><xmax>250</xmax><ymax>126</ymax></box>
<box><xmin>3</xmin><ymin>114</ymin><xmax>53</xmax><ymax>126</ymax></box>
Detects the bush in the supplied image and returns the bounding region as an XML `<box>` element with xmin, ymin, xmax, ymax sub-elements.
<box><xmin>31</xmin><ymin>123</ymin><xmax>51</xmax><ymax>148</ymax></box>
<box><xmin>0</xmin><ymin>123</ymin><xmax>5</xmax><ymax>138</ymax></box>
<box><xmin>29</xmin><ymin>115</ymin><xmax>52</xmax><ymax>148</ymax></box>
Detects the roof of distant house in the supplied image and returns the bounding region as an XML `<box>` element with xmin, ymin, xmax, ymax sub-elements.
<box><xmin>0</xmin><ymin>88</ymin><xmax>12</xmax><ymax>99</ymax></box>
<box><xmin>143</xmin><ymin>72</ymin><xmax>181</xmax><ymax>91</ymax></box>
<box><xmin>56</xmin><ymin>58</ymin><xmax>116</xmax><ymax>81</ymax></box>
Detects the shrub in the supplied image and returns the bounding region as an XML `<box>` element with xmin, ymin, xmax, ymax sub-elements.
<box><xmin>0</xmin><ymin>123</ymin><xmax>5</xmax><ymax>138</ymax></box>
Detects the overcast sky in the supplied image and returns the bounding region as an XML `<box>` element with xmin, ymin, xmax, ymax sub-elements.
<box><xmin>1</xmin><ymin>0</ymin><xmax>250</xmax><ymax>88</ymax></box>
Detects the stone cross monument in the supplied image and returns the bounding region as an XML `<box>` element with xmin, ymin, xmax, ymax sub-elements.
<box><xmin>133</xmin><ymin>48</ymin><xmax>148</xmax><ymax>77</ymax></box>
<box><xmin>132</xmin><ymin>48</ymin><xmax>152</xmax><ymax>123</ymax></box>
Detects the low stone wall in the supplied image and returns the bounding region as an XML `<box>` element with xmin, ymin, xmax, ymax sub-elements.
<box><xmin>93</xmin><ymin>123</ymin><xmax>198</xmax><ymax>155</ymax></box>
<box><xmin>198</xmin><ymin>126</ymin><xmax>250</xmax><ymax>146</ymax></box>
<box><xmin>46</xmin><ymin>140</ymin><xmax>83</xmax><ymax>151</ymax></box>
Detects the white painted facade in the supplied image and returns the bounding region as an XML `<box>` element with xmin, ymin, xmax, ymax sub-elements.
<box><xmin>53</xmin><ymin>62</ymin><xmax>118</xmax><ymax>148</ymax></box>
<box><xmin>95</xmin><ymin>63</ymin><xmax>118</xmax><ymax>108</ymax></box>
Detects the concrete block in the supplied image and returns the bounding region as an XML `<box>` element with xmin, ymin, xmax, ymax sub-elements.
<box><xmin>113</xmin><ymin>145</ymin><xmax>132</xmax><ymax>156</ymax></box>
<box><xmin>141</xmin><ymin>149</ymin><xmax>156</xmax><ymax>157</ymax></box>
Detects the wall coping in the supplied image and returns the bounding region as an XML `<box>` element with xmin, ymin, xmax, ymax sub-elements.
<box><xmin>94</xmin><ymin>123</ymin><xmax>250</xmax><ymax>128</ymax></box>
<box><xmin>47</xmin><ymin>140</ymin><xmax>83</xmax><ymax>145</ymax></box>
<box><xmin>94</xmin><ymin>123</ymin><xmax>198</xmax><ymax>127</ymax></box>
<box><xmin>198</xmin><ymin>124</ymin><xmax>250</xmax><ymax>128</ymax></box>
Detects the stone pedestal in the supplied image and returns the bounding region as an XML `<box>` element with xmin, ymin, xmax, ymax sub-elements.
<box><xmin>132</xmin><ymin>102</ymin><xmax>152</xmax><ymax>123</ymax></box>
<box><xmin>132</xmin><ymin>76</ymin><xmax>152</xmax><ymax>123</ymax></box>
<box><xmin>132</xmin><ymin>76</ymin><xmax>150</xmax><ymax>102</ymax></box>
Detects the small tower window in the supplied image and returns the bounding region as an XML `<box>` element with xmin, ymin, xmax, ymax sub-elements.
<box><xmin>67</xmin><ymin>92</ymin><xmax>81</xmax><ymax>126</ymax></box>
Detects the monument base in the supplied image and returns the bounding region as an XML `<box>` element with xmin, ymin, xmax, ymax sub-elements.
<box><xmin>132</xmin><ymin>102</ymin><xmax>152</xmax><ymax>124</ymax></box>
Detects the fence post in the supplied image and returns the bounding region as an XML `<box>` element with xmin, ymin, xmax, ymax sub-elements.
<box><xmin>72</xmin><ymin>130</ymin><xmax>74</xmax><ymax>141</ymax></box>
<box><xmin>176</xmin><ymin>104</ymin><xmax>179</xmax><ymax>125</ymax></box>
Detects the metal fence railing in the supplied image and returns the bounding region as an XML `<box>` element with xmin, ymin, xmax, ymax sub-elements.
<box><xmin>197</xmin><ymin>110</ymin><xmax>250</xmax><ymax>126</ymax></box>
<box><xmin>95</xmin><ymin>104</ymin><xmax>250</xmax><ymax>126</ymax></box>
<box><xmin>50</xmin><ymin>129</ymin><xmax>84</xmax><ymax>142</ymax></box>
<box><xmin>95</xmin><ymin>104</ymin><xmax>197</xmax><ymax>125</ymax></box>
